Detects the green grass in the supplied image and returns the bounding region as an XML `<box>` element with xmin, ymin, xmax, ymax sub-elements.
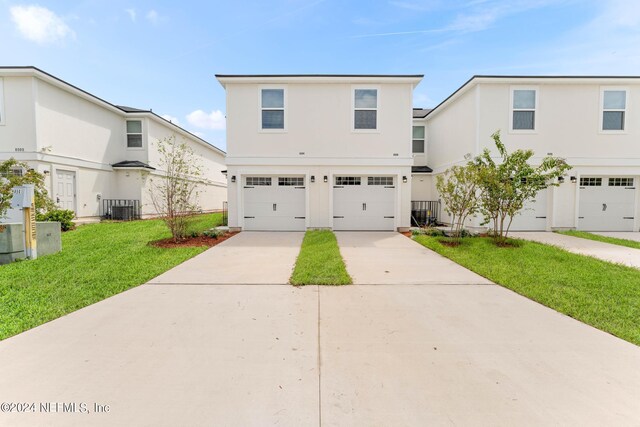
<box><xmin>414</xmin><ymin>235</ymin><xmax>640</xmax><ymax>346</ymax></box>
<box><xmin>559</xmin><ymin>230</ymin><xmax>640</xmax><ymax>250</ymax></box>
<box><xmin>0</xmin><ymin>213</ymin><xmax>224</xmax><ymax>341</ymax></box>
<box><xmin>290</xmin><ymin>230</ymin><xmax>352</xmax><ymax>286</ymax></box>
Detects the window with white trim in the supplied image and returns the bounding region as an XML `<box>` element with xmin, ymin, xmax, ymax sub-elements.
<box><xmin>412</xmin><ymin>126</ymin><xmax>425</xmax><ymax>153</ymax></box>
<box><xmin>602</xmin><ymin>90</ymin><xmax>626</xmax><ymax>131</ymax></box>
<box><xmin>608</xmin><ymin>177</ymin><xmax>634</xmax><ymax>187</ymax></box>
<box><xmin>278</xmin><ymin>177</ymin><xmax>304</xmax><ymax>186</ymax></box>
<box><xmin>126</xmin><ymin>120</ymin><xmax>143</xmax><ymax>148</ymax></box>
<box><xmin>354</xmin><ymin>89</ymin><xmax>377</xmax><ymax>130</ymax></box>
<box><xmin>246</xmin><ymin>177</ymin><xmax>272</xmax><ymax>186</ymax></box>
<box><xmin>368</xmin><ymin>176</ymin><xmax>394</xmax><ymax>186</ymax></box>
<box><xmin>261</xmin><ymin>89</ymin><xmax>285</xmax><ymax>129</ymax></box>
<box><xmin>335</xmin><ymin>176</ymin><xmax>361</xmax><ymax>186</ymax></box>
<box><xmin>580</xmin><ymin>177</ymin><xmax>602</xmax><ymax>186</ymax></box>
<box><xmin>512</xmin><ymin>89</ymin><xmax>536</xmax><ymax>130</ymax></box>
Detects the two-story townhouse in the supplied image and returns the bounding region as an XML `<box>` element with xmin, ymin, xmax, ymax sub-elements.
<box><xmin>414</xmin><ymin>76</ymin><xmax>640</xmax><ymax>232</ymax></box>
<box><xmin>216</xmin><ymin>74</ymin><xmax>423</xmax><ymax>231</ymax></box>
<box><xmin>0</xmin><ymin>67</ymin><xmax>227</xmax><ymax>221</ymax></box>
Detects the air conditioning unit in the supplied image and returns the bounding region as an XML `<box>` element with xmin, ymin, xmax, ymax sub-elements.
<box><xmin>111</xmin><ymin>205</ymin><xmax>135</xmax><ymax>221</ymax></box>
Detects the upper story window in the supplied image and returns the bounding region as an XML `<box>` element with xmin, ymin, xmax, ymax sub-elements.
<box><xmin>261</xmin><ymin>89</ymin><xmax>285</xmax><ymax>130</ymax></box>
<box><xmin>0</xmin><ymin>78</ymin><xmax>5</xmax><ymax>125</ymax></box>
<box><xmin>354</xmin><ymin>89</ymin><xmax>377</xmax><ymax>130</ymax></box>
<box><xmin>126</xmin><ymin>120</ymin><xmax>143</xmax><ymax>148</ymax></box>
<box><xmin>412</xmin><ymin>126</ymin><xmax>425</xmax><ymax>154</ymax></box>
<box><xmin>512</xmin><ymin>89</ymin><xmax>536</xmax><ymax>130</ymax></box>
<box><xmin>602</xmin><ymin>90</ymin><xmax>626</xmax><ymax>131</ymax></box>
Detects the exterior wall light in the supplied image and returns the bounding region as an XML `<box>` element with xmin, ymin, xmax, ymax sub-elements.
<box><xmin>570</xmin><ymin>176</ymin><xmax>577</xmax><ymax>184</ymax></box>
<box><xmin>323</xmin><ymin>176</ymin><xmax>328</xmax><ymax>183</ymax></box>
<box><xmin>402</xmin><ymin>176</ymin><xmax>408</xmax><ymax>183</ymax></box>
<box><xmin>231</xmin><ymin>176</ymin><xmax>236</xmax><ymax>183</ymax></box>
<box><xmin>558</xmin><ymin>176</ymin><xmax>565</xmax><ymax>184</ymax></box>
<box><xmin>310</xmin><ymin>175</ymin><xmax>315</xmax><ymax>183</ymax></box>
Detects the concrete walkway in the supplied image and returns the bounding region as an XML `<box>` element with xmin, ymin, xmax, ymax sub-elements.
<box><xmin>510</xmin><ymin>231</ymin><xmax>640</xmax><ymax>269</ymax></box>
<box><xmin>1</xmin><ymin>232</ymin><xmax>639</xmax><ymax>425</ymax></box>
<box><xmin>594</xmin><ymin>231</ymin><xmax>640</xmax><ymax>243</ymax></box>
<box><xmin>149</xmin><ymin>231</ymin><xmax>304</xmax><ymax>284</ymax></box>
<box><xmin>336</xmin><ymin>232</ymin><xmax>491</xmax><ymax>285</ymax></box>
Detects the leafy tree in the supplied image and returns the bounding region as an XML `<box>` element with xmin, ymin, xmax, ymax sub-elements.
<box><xmin>472</xmin><ymin>131</ymin><xmax>571</xmax><ymax>243</ymax></box>
<box><xmin>0</xmin><ymin>159</ymin><xmax>55</xmax><ymax>219</ymax></box>
<box><xmin>147</xmin><ymin>136</ymin><xmax>203</xmax><ymax>241</ymax></box>
<box><xmin>436</xmin><ymin>164</ymin><xmax>479</xmax><ymax>242</ymax></box>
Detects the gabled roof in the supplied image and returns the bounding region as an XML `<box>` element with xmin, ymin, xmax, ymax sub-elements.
<box><xmin>0</xmin><ymin>66</ymin><xmax>225</xmax><ymax>155</ymax></box>
<box><xmin>425</xmin><ymin>74</ymin><xmax>640</xmax><ymax>120</ymax></box>
<box><xmin>216</xmin><ymin>73</ymin><xmax>423</xmax><ymax>88</ymax></box>
<box><xmin>111</xmin><ymin>160</ymin><xmax>156</xmax><ymax>170</ymax></box>
<box><xmin>412</xmin><ymin>108</ymin><xmax>432</xmax><ymax>119</ymax></box>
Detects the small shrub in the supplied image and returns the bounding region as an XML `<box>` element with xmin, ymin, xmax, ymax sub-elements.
<box><xmin>203</xmin><ymin>228</ymin><xmax>225</xmax><ymax>239</ymax></box>
<box><xmin>412</xmin><ymin>227</ymin><xmax>445</xmax><ymax>237</ymax></box>
<box><xmin>189</xmin><ymin>230</ymin><xmax>201</xmax><ymax>238</ymax></box>
<box><xmin>36</xmin><ymin>209</ymin><xmax>75</xmax><ymax>231</ymax></box>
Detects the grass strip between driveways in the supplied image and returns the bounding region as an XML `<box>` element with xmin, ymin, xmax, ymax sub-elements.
<box><xmin>558</xmin><ymin>230</ymin><xmax>640</xmax><ymax>250</ymax></box>
<box><xmin>413</xmin><ymin>235</ymin><xmax>640</xmax><ymax>346</ymax></box>
<box><xmin>290</xmin><ymin>230</ymin><xmax>352</xmax><ymax>286</ymax></box>
<box><xmin>0</xmin><ymin>213</ymin><xmax>224</xmax><ymax>341</ymax></box>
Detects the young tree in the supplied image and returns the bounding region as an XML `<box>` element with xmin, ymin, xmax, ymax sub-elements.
<box><xmin>0</xmin><ymin>159</ymin><xmax>55</xmax><ymax>219</ymax></box>
<box><xmin>473</xmin><ymin>131</ymin><xmax>571</xmax><ymax>243</ymax></box>
<box><xmin>436</xmin><ymin>164</ymin><xmax>479</xmax><ymax>241</ymax></box>
<box><xmin>147</xmin><ymin>136</ymin><xmax>203</xmax><ymax>241</ymax></box>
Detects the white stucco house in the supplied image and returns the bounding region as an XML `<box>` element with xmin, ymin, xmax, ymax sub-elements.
<box><xmin>414</xmin><ymin>76</ymin><xmax>640</xmax><ymax>232</ymax></box>
<box><xmin>0</xmin><ymin>66</ymin><xmax>226</xmax><ymax>221</ymax></box>
<box><xmin>217</xmin><ymin>74</ymin><xmax>422</xmax><ymax>231</ymax></box>
<box><xmin>218</xmin><ymin>73</ymin><xmax>639</xmax><ymax>232</ymax></box>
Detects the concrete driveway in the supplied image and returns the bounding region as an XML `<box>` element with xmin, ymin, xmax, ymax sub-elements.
<box><xmin>594</xmin><ymin>231</ymin><xmax>640</xmax><ymax>242</ymax></box>
<box><xmin>510</xmin><ymin>231</ymin><xmax>640</xmax><ymax>269</ymax></box>
<box><xmin>1</xmin><ymin>232</ymin><xmax>639</xmax><ymax>426</ymax></box>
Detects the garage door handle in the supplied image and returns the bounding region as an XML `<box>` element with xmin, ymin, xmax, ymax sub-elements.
<box><xmin>244</xmin><ymin>216</ymin><xmax>255</xmax><ymax>219</ymax></box>
<box><xmin>273</xmin><ymin>204</ymin><xmax>277</xmax><ymax>211</ymax></box>
<box><xmin>578</xmin><ymin>216</ymin><xmax>584</xmax><ymax>219</ymax></box>
<box><xmin>362</xmin><ymin>203</ymin><xmax>366</xmax><ymax>211</ymax></box>
<box><xmin>384</xmin><ymin>216</ymin><xmax>394</xmax><ymax>218</ymax></box>
<box><xmin>294</xmin><ymin>216</ymin><xmax>305</xmax><ymax>219</ymax></box>
<box><xmin>602</xmin><ymin>203</ymin><xmax>607</xmax><ymax>211</ymax></box>
<box><xmin>333</xmin><ymin>216</ymin><xmax>344</xmax><ymax>219</ymax></box>
<box><xmin>535</xmin><ymin>216</ymin><xmax>546</xmax><ymax>219</ymax></box>
<box><xmin>623</xmin><ymin>217</ymin><xmax>634</xmax><ymax>219</ymax></box>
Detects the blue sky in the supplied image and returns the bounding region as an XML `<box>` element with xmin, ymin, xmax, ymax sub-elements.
<box><xmin>1</xmin><ymin>0</ymin><xmax>638</xmax><ymax>150</ymax></box>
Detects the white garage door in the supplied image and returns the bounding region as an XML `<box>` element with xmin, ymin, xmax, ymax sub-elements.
<box><xmin>509</xmin><ymin>190</ymin><xmax>548</xmax><ymax>231</ymax></box>
<box><xmin>333</xmin><ymin>176</ymin><xmax>395</xmax><ymax>231</ymax></box>
<box><xmin>243</xmin><ymin>176</ymin><xmax>306</xmax><ymax>231</ymax></box>
<box><xmin>579</xmin><ymin>177</ymin><xmax>636</xmax><ymax>231</ymax></box>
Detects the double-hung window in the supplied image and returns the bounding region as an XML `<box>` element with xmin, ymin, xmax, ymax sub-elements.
<box><xmin>602</xmin><ymin>90</ymin><xmax>626</xmax><ymax>131</ymax></box>
<box><xmin>512</xmin><ymin>89</ymin><xmax>536</xmax><ymax>130</ymax></box>
<box><xmin>354</xmin><ymin>89</ymin><xmax>377</xmax><ymax>130</ymax></box>
<box><xmin>412</xmin><ymin>126</ymin><xmax>425</xmax><ymax>154</ymax></box>
<box><xmin>261</xmin><ymin>89</ymin><xmax>285</xmax><ymax>130</ymax></box>
<box><xmin>126</xmin><ymin>120</ymin><xmax>143</xmax><ymax>148</ymax></box>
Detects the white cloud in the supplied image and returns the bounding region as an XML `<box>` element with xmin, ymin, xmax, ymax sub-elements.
<box><xmin>146</xmin><ymin>9</ymin><xmax>160</xmax><ymax>24</ymax></box>
<box><xmin>10</xmin><ymin>5</ymin><xmax>75</xmax><ymax>44</ymax></box>
<box><xmin>161</xmin><ymin>114</ymin><xmax>180</xmax><ymax>126</ymax></box>
<box><xmin>125</xmin><ymin>8</ymin><xmax>136</xmax><ymax>22</ymax></box>
<box><xmin>186</xmin><ymin>110</ymin><xmax>226</xmax><ymax>130</ymax></box>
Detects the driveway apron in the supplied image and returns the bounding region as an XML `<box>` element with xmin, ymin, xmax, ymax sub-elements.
<box><xmin>335</xmin><ymin>232</ymin><xmax>491</xmax><ymax>285</ymax></box>
<box><xmin>510</xmin><ymin>231</ymin><xmax>640</xmax><ymax>269</ymax></box>
<box><xmin>149</xmin><ymin>231</ymin><xmax>304</xmax><ymax>285</ymax></box>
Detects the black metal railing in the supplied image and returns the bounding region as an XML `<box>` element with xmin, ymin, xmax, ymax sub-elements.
<box><xmin>411</xmin><ymin>200</ymin><xmax>440</xmax><ymax>227</ymax></box>
<box><xmin>222</xmin><ymin>201</ymin><xmax>228</xmax><ymax>226</ymax></box>
<box><xmin>102</xmin><ymin>199</ymin><xmax>141</xmax><ymax>221</ymax></box>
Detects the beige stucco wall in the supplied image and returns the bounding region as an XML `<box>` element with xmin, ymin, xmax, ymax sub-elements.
<box><xmin>0</xmin><ymin>76</ymin><xmax>37</xmax><ymax>152</ymax></box>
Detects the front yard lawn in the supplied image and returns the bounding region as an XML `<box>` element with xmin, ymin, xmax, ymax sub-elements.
<box><xmin>0</xmin><ymin>213</ymin><xmax>224</xmax><ymax>341</ymax></box>
<box><xmin>414</xmin><ymin>235</ymin><xmax>640</xmax><ymax>346</ymax></box>
<box><xmin>559</xmin><ymin>230</ymin><xmax>640</xmax><ymax>250</ymax></box>
<box><xmin>290</xmin><ymin>230</ymin><xmax>352</xmax><ymax>286</ymax></box>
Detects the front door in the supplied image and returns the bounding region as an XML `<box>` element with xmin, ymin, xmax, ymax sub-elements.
<box><xmin>56</xmin><ymin>170</ymin><xmax>76</xmax><ymax>213</ymax></box>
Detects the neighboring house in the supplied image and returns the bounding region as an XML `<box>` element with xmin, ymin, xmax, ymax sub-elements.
<box><xmin>414</xmin><ymin>76</ymin><xmax>640</xmax><ymax>232</ymax></box>
<box><xmin>216</xmin><ymin>74</ymin><xmax>423</xmax><ymax>231</ymax></box>
<box><xmin>0</xmin><ymin>67</ymin><xmax>226</xmax><ymax>221</ymax></box>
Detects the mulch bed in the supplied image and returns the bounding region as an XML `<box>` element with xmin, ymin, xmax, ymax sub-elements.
<box><xmin>400</xmin><ymin>231</ymin><xmax>412</xmax><ymax>238</ymax></box>
<box><xmin>150</xmin><ymin>231</ymin><xmax>239</xmax><ymax>248</ymax></box>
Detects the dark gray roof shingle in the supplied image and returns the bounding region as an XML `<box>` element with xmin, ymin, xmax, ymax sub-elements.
<box><xmin>112</xmin><ymin>160</ymin><xmax>156</xmax><ymax>170</ymax></box>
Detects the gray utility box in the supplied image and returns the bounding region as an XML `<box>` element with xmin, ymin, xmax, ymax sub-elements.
<box><xmin>0</xmin><ymin>222</ymin><xmax>62</xmax><ymax>264</ymax></box>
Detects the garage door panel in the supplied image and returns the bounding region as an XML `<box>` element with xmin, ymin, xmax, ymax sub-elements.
<box><xmin>333</xmin><ymin>176</ymin><xmax>395</xmax><ymax>231</ymax></box>
<box><xmin>243</xmin><ymin>176</ymin><xmax>306</xmax><ymax>231</ymax></box>
<box><xmin>508</xmin><ymin>192</ymin><xmax>548</xmax><ymax>231</ymax></box>
<box><xmin>579</xmin><ymin>177</ymin><xmax>636</xmax><ymax>231</ymax></box>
